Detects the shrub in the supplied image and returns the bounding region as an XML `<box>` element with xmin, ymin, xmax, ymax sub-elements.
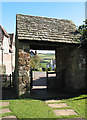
<box><xmin>45</xmin><ymin>68</ymin><xmax>48</xmax><ymax>72</ymax></box>
<box><xmin>38</xmin><ymin>68</ymin><xmax>42</xmax><ymax>71</ymax></box>
<box><xmin>54</xmin><ymin>67</ymin><xmax>56</xmax><ymax>71</ymax></box>
<box><xmin>0</xmin><ymin>65</ymin><xmax>6</xmax><ymax>74</ymax></box>
<box><xmin>42</xmin><ymin>68</ymin><xmax>46</xmax><ymax>71</ymax></box>
<box><xmin>48</xmin><ymin>67</ymin><xmax>52</xmax><ymax>71</ymax></box>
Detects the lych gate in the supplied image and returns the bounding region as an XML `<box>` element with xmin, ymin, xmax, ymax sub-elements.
<box><xmin>14</xmin><ymin>14</ymin><xmax>86</xmax><ymax>97</ymax></box>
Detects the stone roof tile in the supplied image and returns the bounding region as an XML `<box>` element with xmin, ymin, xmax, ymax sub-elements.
<box><xmin>16</xmin><ymin>14</ymin><xmax>81</xmax><ymax>44</ymax></box>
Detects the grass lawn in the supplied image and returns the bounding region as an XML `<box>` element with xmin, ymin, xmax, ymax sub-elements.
<box><xmin>39</xmin><ymin>53</ymin><xmax>55</xmax><ymax>68</ymax></box>
<box><xmin>1</xmin><ymin>94</ymin><xmax>87</xmax><ymax>119</ymax></box>
<box><xmin>1</xmin><ymin>99</ymin><xmax>56</xmax><ymax>119</ymax></box>
<box><xmin>38</xmin><ymin>54</ymin><xmax>55</xmax><ymax>59</ymax></box>
<box><xmin>40</xmin><ymin>63</ymin><xmax>47</xmax><ymax>68</ymax></box>
<box><xmin>62</xmin><ymin>94</ymin><xmax>87</xmax><ymax>118</ymax></box>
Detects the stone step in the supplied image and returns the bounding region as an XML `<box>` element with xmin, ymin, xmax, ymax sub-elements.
<box><xmin>53</xmin><ymin>109</ymin><xmax>77</xmax><ymax>116</ymax></box>
<box><xmin>0</xmin><ymin>102</ymin><xmax>9</xmax><ymax>107</ymax></box>
<box><xmin>0</xmin><ymin>108</ymin><xmax>11</xmax><ymax>114</ymax></box>
<box><xmin>58</xmin><ymin>118</ymin><xmax>85</xmax><ymax>120</ymax></box>
<box><xmin>45</xmin><ymin>99</ymin><xmax>62</xmax><ymax>103</ymax></box>
<box><xmin>2</xmin><ymin>115</ymin><xmax>17</xmax><ymax>120</ymax></box>
<box><xmin>47</xmin><ymin>103</ymin><xmax>69</xmax><ymax>108</ymax></box>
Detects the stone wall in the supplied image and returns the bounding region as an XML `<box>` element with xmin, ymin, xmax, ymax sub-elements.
<box><xmin>56</xmin><ymin>46</ymin><xmax>86</xmax><ymax>92</ymax></box>
<box><xmin>15</xmin><ymin>40</ymin><xmax>30</xmax><ymax>97</ymax></box>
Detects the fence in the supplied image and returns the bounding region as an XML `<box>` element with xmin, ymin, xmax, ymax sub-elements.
<box><xmin>0</xmin><ymin>74</ymin><xmax>13</xmax><ymax>89</ymax></box>
<box><xmin>46</xmin><ymin>71</ymin><xmax>56</xmax><ymax>90</ymax></box>
<box><xmin>30</xmin><ymin>69</ymin><xmax>33</xmax><ymax>90</ymax></box>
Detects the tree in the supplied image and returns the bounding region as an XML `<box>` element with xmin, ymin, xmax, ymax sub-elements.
<box><xmin>78</xmin><ymin>19</ymin><xmax>87</xmax><ymax>90</ymax></box>
<box><xmin>30</xmin><ymin>55</ymin><xmax>41</xmax><ymax>70</ymax></box>
<box><xmin>78</xmin><ymin>19</ymin><xmax>87</xmax><ymax>43</ymax></box>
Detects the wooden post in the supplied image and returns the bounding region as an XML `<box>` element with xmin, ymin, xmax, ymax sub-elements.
<box><xmin>12</xmin><ymin>72</ymin><xmax>13</xmax><ymax>87</ymax></box>
<box><xmin>46</xmin><ymin>71</ymin><xmax>48</xmax><ymax>90</ymax></box>
<box><xmin>30</xmin><ymin>69</ymin><xmax>33</xmax><ymax>90</ymax></box>
<box><xmin>10</xmin><ymin>74</ymin><xmax>11</xmax><ymax>89</ymax></box>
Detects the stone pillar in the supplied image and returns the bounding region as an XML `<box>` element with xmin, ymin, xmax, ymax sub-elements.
<box><xmin>15</xmin><ymin>40</ymin><xmax>30</xmax><ymax>98</ymax></box>
<box><xmin>56</xmin><ymin>46</ymin><xmax>86</xmax><ymax>92</ymax></box>
<box><xmin>66</xmin><ymin>47</ymin><xmax>86</xmax><ymax>92</ymax></box>
<box><xmin>18</xmin><ymin>44</ymin><xmax>30</xmax><ymax>97</ymax></box>
<box><xmin>56</xmin><ymin>47</ymin><xmax>70</xmax><ymax>90</ymax></box>
<box><xmin>55</xmin><ymin>49</ymin><xmax>61</xmax><ymax>89</ymax></box>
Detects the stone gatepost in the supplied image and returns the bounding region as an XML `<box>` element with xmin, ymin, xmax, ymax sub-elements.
<box><xmin>56</xmin><ymin>46</ymin><xmax>86</xmax><ymax>92</ymax></box>
<box><xmin>15</xmin><ymin>41</ymin><xmax>30</xmax><ymax>98</ymax></box>
<box><xmin>55</xmin><ymin>47</ymin><xmax>69</xmax><ymax>90</ymax></box>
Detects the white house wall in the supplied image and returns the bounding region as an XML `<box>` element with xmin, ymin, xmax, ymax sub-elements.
<box><xmin>12</xmin><ymin>44</ymin><xmax>15</xmax><ymax>71</ymax></box>
<box><xmin>3</xmin><ymin>53</ymin><xmax>12</xmax><ymax>75</ymax></box>
<box><xmin>3</xmin><ymin>36</ymin><xmax>9</xmax><ymax>54</ymax></box>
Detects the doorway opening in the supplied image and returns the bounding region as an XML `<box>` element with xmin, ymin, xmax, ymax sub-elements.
<box><xmin>30</xmin><ymin>50</ymin><xmax>57</xmax><ymax>99</ymax></box>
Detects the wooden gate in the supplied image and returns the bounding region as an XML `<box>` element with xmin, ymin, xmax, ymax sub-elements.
<box><xmin>30</xmin><ymin>69</ymin><xmax>33</xmax><ymax>90</ymax></box>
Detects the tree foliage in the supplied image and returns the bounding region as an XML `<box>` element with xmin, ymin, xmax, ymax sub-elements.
<box><xmin>78</xmin><ymin>19</ymin><xmax>87</xmax><ymax>43</ymax></box>
<box><xmin>30</xmin><ymin>55</ymin><xmax>41</xmax><ymax>69</ymax></box>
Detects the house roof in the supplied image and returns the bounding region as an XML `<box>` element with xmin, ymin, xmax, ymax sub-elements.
<box><xmin>0</xmin><ymin>25</ymin><xmax>9</xmax><ymax>37</ymax></box>
<box><xmin>16</xmin><ymin>14</ymin><xmax>81</xmax><ymax>44</ymax></box>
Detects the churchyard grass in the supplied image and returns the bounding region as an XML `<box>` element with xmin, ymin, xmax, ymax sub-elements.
<box><xmin>1</xmin><ymin>94</ymin><xmax>87</xmax><ymax>119</ymax></box>
<box><xmin>62</xmin><ymin>94</ymin><xmax>87</xmax><ymax>118</ymax></box>
<box><xmin>1</xmin><ymin>99</ymin><xmax>56</xmax><ymax>118</ymax></box>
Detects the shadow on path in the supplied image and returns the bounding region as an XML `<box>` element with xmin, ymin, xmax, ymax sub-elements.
<box><xmin>30</xmin><ymin>72</ymin><xmax>86</xmax><ymax>100</ymax></box>
<box><xmin>2</xmin><ymin>88</ymin><xmax>18</xmax><ymax>100</ymax></box>
<box><xmin>2</xmin><ymin>72</ymin><xmax>86</xmax><ymax>101</ymax></box>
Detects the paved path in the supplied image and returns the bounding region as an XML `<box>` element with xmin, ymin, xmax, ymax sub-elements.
<box><xmin>33</xmin><ymin>71</ymin><xmax>47</xmax><ymax>87</ymax></box>
<box><xmin>1</xmin><ymin>72</ymin><xmax>84</xmax><ymax>120</ymax></box>
<box><xmin>0</xmin><ymin>102</ymin><xmax>17</xmax><ymax>120</ymax></box>
<box><xmin>0</xmin><ymin>101</ymin><xmax>85</xmax><ymax>120</ymax></box>
<box><xmin>45</xmin><ymin>100</ymin><xmax>85</xmax><ymax>120</ymax></box>
<box><xmin>33</xmin><ymin>71</ymin><xmax>56</xmax><ymax>87</ymax></box>
<box><xmin>31</xmin><ymin>71</ymin><xmax>63</xmax><ymax>100</ymax></box>
<box><xmin>30</xmin><ymin>72</ymin><xmax>77</xmax><ymax>100</ymax></box>
<box><xmin>31</xmin><ymin>72</ymin><xmax>85</xmax><ymax>119</ymax></box>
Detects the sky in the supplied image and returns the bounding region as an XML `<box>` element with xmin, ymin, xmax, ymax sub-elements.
<box><xmin>0</xmin><ymin>1</ymin><xmax>86</xmax><ymax>53</ymax></box>
<box><xmin>1</xmin><ymin>2</ymin><xmax>85</xmax><ymax>33</ymax></box>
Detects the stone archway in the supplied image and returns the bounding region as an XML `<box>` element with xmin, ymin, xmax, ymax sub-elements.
<box><xmin>14</xmin><ymin>14</ymin><xmax>86</xmax><ymax>97</ymax></box>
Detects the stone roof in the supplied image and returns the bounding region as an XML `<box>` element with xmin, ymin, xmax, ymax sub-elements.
<box><xmin>16</xmin><ymin>14</ymin><xmax>81</xmax><ymax>44</ymax></box>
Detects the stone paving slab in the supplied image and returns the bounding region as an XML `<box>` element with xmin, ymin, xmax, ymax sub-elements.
<box><xmin>48</xmin><ymin>103</ymin><xmax>69</xmax><ymax>108</ymax></box>
<box><xmin>0</xmin><ymin>102</ymin><xmax>9</xmax><ymax>107</ymax></box>
<box><xmin>58</xmin><ymin>118</ymin><xmax>85</xmax><ymax>120</ymax></box>
<box><xmin>0</xmin><ymin>108</ymin><xmax>11</xmax><ymax>114</ymax></box>
<box><xmin>2</xmin><ymin>115</ymin><xmax>17</xmax><ymax>120</ymax></box>
<box><xmin>0</xmin><ymin>103</ymin><xmax>1</xmax><ymax>107</ymax></box>
<box><xmin>53</xmin><ymin>109</ymin><xmax>77</xmax><ymax>116</ymax></box>
<box><xmin>0</xmin><ymin>109</ymin><xmax>2</xmax><ymax>114</ymax></box>
<box><xmin>45</xmin><ymin>100</ymin><xmax>62</xmax><ymax>103</ymax></box>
